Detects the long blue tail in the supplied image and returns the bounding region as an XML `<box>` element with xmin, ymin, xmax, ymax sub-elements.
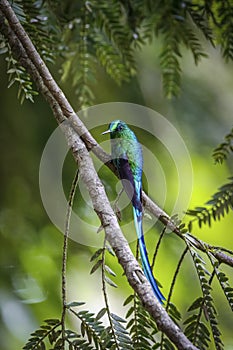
<box><xmin>133</xmin><ymin>207</ymin><xmax>165</xmax><ymax>304</ymax></box>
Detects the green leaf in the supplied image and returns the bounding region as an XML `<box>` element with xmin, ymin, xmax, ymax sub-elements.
<box><xmin>95</xmin><ymin>308</ymin><xmax>107</xmax><ymax>320</ymax></box>
<box><xmin>111</xmin><ymin>313</ymin><xmax>126</xmax><ymax>323</ymax></box>
<box><xmin>44</xmin><ymin>318</ymin><xmax>60</xmax><ymax>325</ymax></box>
<box><xmin>90</xmin><ymin>248</ymin><xmax>104</xmax><ymax>262</ymax></box>
<box><xmin>123</xmin><ymin>294</ymin><xmax>134</xmax><ymax>306</ymax></box>
<box><xmin>66</xmin><ymin>301</ymin><xmax>86</xmax><ymax>308</ymax></box>
<box><xmin>104</xmin><ymin>264</ymin><xmax>116</xmax><ymax>276</ymax></box>
<box><xmin>104</xmin><ymin>276</ymin><xmax>117</xmax><ymax>288</ymax></box>
<box><xmin>187</xmin><ymin>297</ymin><xmax>203</xmax><ymax>312</ymax></box>
<box><xmin>90</xmin><ymin>259</ymin><xmax>103</xmax><ymax>274</ymax></box>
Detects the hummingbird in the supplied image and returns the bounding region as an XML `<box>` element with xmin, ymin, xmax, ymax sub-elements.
<box><xmin>102</xmin><ymin>120</ymin><xmax>165</xmax><ymax>303</ymax></box>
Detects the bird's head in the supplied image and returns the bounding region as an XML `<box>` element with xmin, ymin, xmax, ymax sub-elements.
<box><xmin>102</xmin><ymin>120</ymin><xmax>128</xmax><ymax>138</ymax></box>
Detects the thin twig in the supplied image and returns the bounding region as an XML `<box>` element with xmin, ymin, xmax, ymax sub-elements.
<box><xmin>167</xmin><ymin>246</ymin><xmax>189</xmax><ymax>309</ymax></box>
<box><xmin>101</xmin><ymin>236</ymin><xmax>120</xmax><ymax>350</ymax></box>
<box><xmin>151</xmin><ymin>226</ymin><xmax>166</xmax><ymax>269</ymax></box>
<box><xmin>61</xmin><ymin>170</ymin><xmax>79</xmax><ymax>343</ymax></box>
<box><xmin>160</xmin><ymin>247</ymin><xmax>188</xmax><ymax>347</ymax></box>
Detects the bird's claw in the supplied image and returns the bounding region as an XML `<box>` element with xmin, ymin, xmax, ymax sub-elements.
<box><xmin>133</xmin><ymin>268</ymin><xmax>145</xmax><ymax>285</ymax></box>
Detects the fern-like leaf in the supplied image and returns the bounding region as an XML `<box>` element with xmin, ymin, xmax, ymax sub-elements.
<box><xmin>159</xmin><ymin>30</ymin><xmax>182</xmax><ymax>98</ymax></box>
<box><xmin>187</xmin><ymin>177</ymin><xmax>233</xmax><ymax>229</ymax></box>
<box><xmin>69</xmin><ymin>306</ymin><xmax>112</xmax><ymax>349</ymax></box>
<box><xmin>61</xmin><ymin>6</ymin><xmax>96</xmax><ymax>110</ymax></box>
<box><xmin>125</xmin><ymin>294</ymin><xmax>158</xmax><ymax>349</ymax></box>
<box><xmin>23</xmin><ymin>318</ymin><xmax>61</xmax><ymax>350</ymax></box>
<box><xmin>212</xmin><ymin>128</ymin><xmax>233</xmax><ymax>163</ymax></box>
<box><xmin>2</xmin><ymin>0</ymin><xmax>59</xmax><ymax>103</ymax></box>
<box><xmin>186</xmin><ymin>2</ymin><xmax>215</xmax><ymax>46</ymax></box>
<box><xmin>6</xmin><ymin>52</ymin><xmax>38</xmax><ymax>104</ymax></box>
<box><xmin>207</xmin><ymin>254</ymin><xmax>233</xmax><ymax>312</ymax></box>
<box><xmin>180</xmin><ymin>24</ymin><xmax>208</xmax><ymax>65</ymax></box>
<box><xmin>187</xmin><ymin>244</ymin><xmax>224</xmax><ymax>350</ymax></box>
<box><xmin>184</xmin><ymin>297</ymin><xmax>210</xmax><ymax>350</ymax></box>
<box><xmin>215</xmin><ymin>1</ymin><xmax>233</xmax><ymax>62</ymax></box>
<box><xmin>91</xmin><ymin>0</ymin><xmax>136</xmax><ymax>77</ymax></box>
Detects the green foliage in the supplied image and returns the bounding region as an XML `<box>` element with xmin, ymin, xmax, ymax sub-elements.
<box><xmin>0</xmin><ymin>0</ymin><xmax>58</xmax><ymax>103</ymax></box>
<box><xmin>186</xmin><ymin>2</ymin><xmax>214</xmax><ymax>45</ymax></box>
<box><xmin>212</xmin><ymin>128</ymin><xmax>233</xmax><ymax>163</ymax></box>
<box><xmin>0</xmin><ymin>33</ymin><xmax>8</xmax><ymax>54</ymax></box>
<box><xmin>144</xmin><ymin>1</ymin><xmax>208</xmax><ymax>97</ymax></box>
<box><xmin>21</xmin><ymin>171</ymin><xmax>233</xmax><ymax>350</ymax></box>
<box><xmin>60</xmin><ymin>0</ymin><xmax>136</xmax><ymax>109</ymax></box>
<box><xmin>12</xmin><ymin>0</ymin><xmax>58</xmax><ymax>62</ymax></box>
<box><xmin>90</xmin><ymin>244</ymin><xmax>134</xmax><ymax>349</ymax></box>
<box><xmin>207</xmin><ymin>254</ymin><xmax>233</xmax><ymax>313</ymax></box>
<box><xmin>2</xmin><ymin>3</ymin><xmax>233</xmax><ymax>348</ymax></box>
<box><xmin>184</xmin><ymin>297</ymin><xmax>211</xmax><ymax>349</ymax></box>
<box><xmin>90</xmin><ymin>245</ymin><xmax>117</xmax><ymax>289</ymax></box>
<box><xmin>6</xmin><ymin>51</ymin><xmax>38</xmax><ymax>103</ymax></box>
<box><xmin>124</xmin><ymin>294</ymin><xmax>158</xmax><ymax>349</ymax></box>
<box><xmin>215</xmin><ymin>1</ymin><xmax>233</xmax><ymax>62</ymax></box>
<box><xmin>186</xmin><ymin>244</ymin><xmax>224</xmax><ymax>349</ymax></box>
<box><xmin>187</xmin><ymin>177</ymin><xmax>233</xmax><ymax>230</ymax></box>
<box><xmin>23</xmin><ymin>318</ymin><xmax>61</xmax><ymax>350</ymax></box>
<box><xmin>1</xmin><ymin>0</ymin><xmax>233</xmax><ymax>104</ymax></box>
<box><xmin>68</xmin><ymin>305</ymin><xmax>113</xmax><ymax>349</ymax></box>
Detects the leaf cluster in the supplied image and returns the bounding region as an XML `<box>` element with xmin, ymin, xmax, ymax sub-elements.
<box><xmin>124</xmin><ymin>294</ymin><xmax>158</xmax><ymax>349</ymax></box>
<box><xmin>186</xmin><ymin>245</ymin><xmax>224</xmax><ymax>349</ymax></box>
<box><xmin>23</xmin><ymin>318</ymin><xmax>61</xmax><ymax>350</ymax></box>
<box><xmin>6</xmin><ymin>52</ymin><xmax>38</xmax><ymax>103</ymax></box>
<box><xmin>90</xmin><ymin>244</ymin><xmax>134</xmax><ymax>349</ymax></box>
<box><xmin>212</xmin><ymin>128</ymin><xmax>233</xmax><ymax>164</ymax></box>
<box><xmin>1</xmin><ymin>0</ymin><xmax>59</xmax><ymax>103</ymax></box>
<box><xmin>90</xmin><ymin>245</ymin><xmax>117</xmax><ymax>289</ymax></box>
<box><xmin>67</xmin><ymin>303</ymin><xmax>113</xmax><ymax>349</ymax></box>
<box><xmin>23</xmin><ymin>301</ymin><xmax>133</xmax><ymax>350</ymax></box>
<box><xmin>1</xmin><ymin>0</ymin><xmax>233</xmax><ymax>104</ymax></box>
<box><xmin>23</xmin><ymin>224</ymin><xmax>233</xmax><ymax>350</ymax></box>
<box><xmin>60</xmin><ymin>0</ymin><xmax>136</xmax><ymax>109</ymax></box>
<box><xmin>187</xmin><ymin>177</ymin><xmax>233</xmax><ymax>230</ymax></box>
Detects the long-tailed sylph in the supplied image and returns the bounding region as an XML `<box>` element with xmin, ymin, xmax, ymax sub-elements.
<box><xmin>103</xmin><ymin>120</ymin><xmax>165</xmax><ymax>303</ymax></box>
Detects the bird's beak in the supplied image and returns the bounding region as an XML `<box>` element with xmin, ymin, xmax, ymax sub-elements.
<box><xmin>102</xmin><ymin>129</ymin><xmax>111</xmax><ymax>135</ymax></box>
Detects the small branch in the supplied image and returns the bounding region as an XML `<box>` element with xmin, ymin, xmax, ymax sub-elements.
<box><xmin>61</xmin><ymin>170</ymin><xmax>79</xmax><ymax>343</ymax></box>
<box><xmin>151</xmin><ymin>226</ymin><xmax>166</xmax><ymax>269</ymax></box>
<box><xmin>101</xmin><ymin>237</ymin><xmax>120</xmax><ymax>350</ymax></box>
<box><xmin>166</xmin><ymin>247</ymin><xmax>189</xmax><ymax>309</ymax></box>
<box><xmin>160</xmin><ymin>247</ymin><xmax>188</xmax><ymax>348</ymax></box>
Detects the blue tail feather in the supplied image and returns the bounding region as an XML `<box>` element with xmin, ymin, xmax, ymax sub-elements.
<box><xmin>133</xmin><ymin>207</ymin><xmax>165</xmax><ymax>304</ymax></box>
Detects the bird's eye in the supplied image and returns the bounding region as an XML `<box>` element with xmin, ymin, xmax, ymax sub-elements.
<box><xmin>117</xmin><ymin>124</ymin><xmax>123</xmax><ymax>131</ymax></box>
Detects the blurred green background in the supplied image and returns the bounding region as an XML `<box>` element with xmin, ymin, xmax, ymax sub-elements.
<box><xmin>0</xmin><ymin>39</ymin><xmax>233</xmax><ymax>349</ymax></box>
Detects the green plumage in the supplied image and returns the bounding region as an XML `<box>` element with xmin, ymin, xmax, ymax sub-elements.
<box><xmin>103</xmin><ymin>120</ymin><xmax>165</xmax><ymax>303</ymax></box>
<box><xmin>108</xmin><ymin>120</ymin><xmax>143</xmax><ymax>180</ymax></box>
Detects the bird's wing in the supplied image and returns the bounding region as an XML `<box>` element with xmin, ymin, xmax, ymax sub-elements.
<box><xmin>117</xmin><ymin>155</ymin><xmax>142</xmax><ymax>212</ymax></box>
